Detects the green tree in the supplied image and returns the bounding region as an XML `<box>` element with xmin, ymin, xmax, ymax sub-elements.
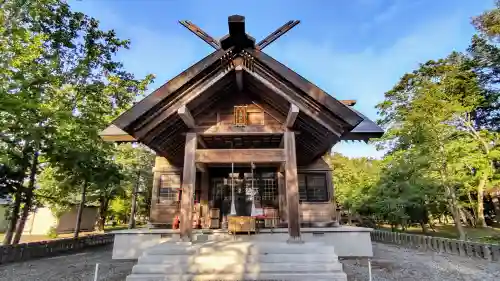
<box><xmin>0</xmin><ymin>0</ymin><xmax>153</xmax><ymax>243</ymax></box>
<box><xmin>376</xmin><ymin>53</ymin><xmax>499</xmax><ymax>238</ymax></box>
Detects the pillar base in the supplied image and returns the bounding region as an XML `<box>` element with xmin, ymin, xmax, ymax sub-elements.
<box><xmin>286</xmin><ymin>236</ymin><xmax>304</xmax><ymax>244</ymax></box>
<box><xmin>180</xmin><ymin>236</ymin><xmax>192</xmax><ymax>242</ymax></box>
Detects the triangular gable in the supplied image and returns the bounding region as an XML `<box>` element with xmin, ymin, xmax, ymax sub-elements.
<box><xmin>100</xmin><ymin>15</ymin><xmax>384</xmax><ymax>163</ymax></box>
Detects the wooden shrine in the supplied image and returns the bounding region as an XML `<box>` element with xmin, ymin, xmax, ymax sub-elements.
<box><xmin>100</xmin><ymin>15</ymin><xmax>384</xmax><ymax>241</ymax></box>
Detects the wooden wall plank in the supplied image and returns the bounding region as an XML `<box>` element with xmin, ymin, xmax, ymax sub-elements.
<box><xmin>284</xmin><ymin>131</ymin><xmax>301</xmax><ymax>240</ymax></box>
<box><xmin>149</xmin><ymin>156</ymin><xmax>181</xmax><ymax>225</ymax></box>
<box><xmin>195</xmin><ymin>149</ymin><xmax>285</xmax><ymax>163</ymax></box>
<box><xmin>200</xmin><ymin>171</ymin><xmax>210</xmax><ymax>228</ymax></box>
<box><xmin>277</xmin><ymin>171</ymin><xmax>287</xmax><ymax>222</ymax></box>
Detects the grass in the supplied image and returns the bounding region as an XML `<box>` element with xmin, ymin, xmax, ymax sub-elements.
<box><xmin>377</xmin><ymin>224</ymin><xmax>500</xmax><ymax>243</ymax></box>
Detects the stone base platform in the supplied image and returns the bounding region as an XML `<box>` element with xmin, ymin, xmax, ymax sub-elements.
<box><xmin>112</xmin><ymin>226</ymin><xmax>373</xmax><ymax>260</ymax></box>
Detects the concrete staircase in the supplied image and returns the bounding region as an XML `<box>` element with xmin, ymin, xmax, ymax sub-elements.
<box><xmin>126</xmin><ymin>240</ymin><xmax>348</xmax><ymax>281</ymax></box>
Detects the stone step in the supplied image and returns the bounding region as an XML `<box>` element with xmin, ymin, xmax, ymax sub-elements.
<box><xmin>138</xmin><ymin>252</ymin><xmax>339</xmax><ymax>264</ymax></box>
<box><xmin>131</xmin><ymin>262</ymin><xmax>344</xmax><ymax>275</ymax></box>
<box><xmin>126</xmin><ymin>272</ymin><xmax>348</xmax><ymax>281</ymax></box>
<box><xmin>145</xmin><ymin>241</ymin><xmax>336</xmax><ymax>255</ymax></box>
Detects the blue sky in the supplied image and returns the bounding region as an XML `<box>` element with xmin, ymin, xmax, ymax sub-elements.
<box><xmin>70</xmin><ymin>0</ymin><xmax>494</xmax><ymax>159</ymax></box>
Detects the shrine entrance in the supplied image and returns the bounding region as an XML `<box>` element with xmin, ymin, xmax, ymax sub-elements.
<box><xmin>208</xmin><ymin>165</ymin><xmax>279</xmax><ymax>228</ymax></box>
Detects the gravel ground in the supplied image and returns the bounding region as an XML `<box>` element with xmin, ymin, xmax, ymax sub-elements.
<box><xmin>341</xmin><ymin>242</ymin><xmax>500</xmax><ymax>281</ymax></box>
<box><xmin>0</xmin><ymin>242</ymin><xmax>499</xmax><ymax>281</ymax></box>
<box><xmin>0</xmin><ymin>245</ymin><xmax>134</xmax><ymax>281</ymax></box>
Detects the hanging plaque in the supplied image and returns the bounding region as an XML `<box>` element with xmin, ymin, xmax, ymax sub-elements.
<box><xmin>233</xmin><ymin>106</ymin><xmax>247</xmax><ymax>126</ymax></box>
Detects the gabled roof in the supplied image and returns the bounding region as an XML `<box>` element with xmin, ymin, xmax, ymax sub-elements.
<box><xmin>101</xmin><ymin>15</ymin><xmax>383</xmax><ymax>164</ymax></box>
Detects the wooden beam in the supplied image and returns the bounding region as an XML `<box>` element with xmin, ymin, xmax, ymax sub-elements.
<box><xmin>251</xmin><ymin>101</ymin><xmax>285</xmax><ymax>124</ymax></box>
<box><xmin>180</xmin><ymin>133</ymin><xmax>197</xmax><ymax>240</ymax></box>
<box><xmin>177</xmin><ymin>105</ymin><xmax>196</xmax><ymax>128</ymax></box>
<box><xmin>179</xmin><ymin>20</ymin><xmax>220</xmax><ymax>50</ymax></box>
<box><xmin>134</xmin><ymin>69</ymin><xmax>231</xmax><ymax>140</ymax></box>
<box><xmin>195</xmin><ymin>149</ymin><xmax>285</xmax><ymax>163</ymax></box>
<box><xmin>235</xmin><ymin>65</ymin><xmax>244</xmax><ymax>91</ymax></box>
<box><xmin>284</xmin><ymin>131</ymin><xmax>301</xmax><ymax>241</ymax></box>
<box><xmin>113</xmin><ymin>49</ymin><xmax>228</xmax><ymax>129</ymax></box>
<box><xmin>244</xmin><ymin>68</ymin><xmax>342</xmax><ymax>137</ymax></box>
<box><xmin>257</xmin><ymin>20</ymin><xmax>300</xmax><ymax>50</ymax></box>
<box><xmin>192</xmin><ymin>124</ymin><xmax>285</xmax><ymax>135</ymax></box>
<box><xmin>195</xmin><ymin>163</ymin><xmax>207</xmax><ymax>173</ymax></box>
<box><xmin>197</xmin><ymin>137</ymin><xmax>208</xmax><ymax>148</ymax></box>
<box><xmin>247</xmin><ymin>49</ymin><xmax>363</xmax><ymax>128</ymax></box>
<box><xmin>340</xmin><ymin>100</ymin><xmax>356</xmax><ymax>106</ymax></box>
<box><xmin>285</xmin><ymin>104</ymin><xmax>299</xmax><ymax>128</ymax></box>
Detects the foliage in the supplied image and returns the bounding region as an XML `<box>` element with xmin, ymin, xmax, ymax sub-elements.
<box><xmin>46</xmin><ymin>226</ymin><xmax>58</xmax><ymax>238</ymax></box>
<box><xmin>329</xmin><ymin>3</ymin><xmax>500</xmax><ymax>239</ymax></box>
<box><xmin>0</xmin><ymin>0</ymin><xmax>153</xmax><ymax>243</ymax></box>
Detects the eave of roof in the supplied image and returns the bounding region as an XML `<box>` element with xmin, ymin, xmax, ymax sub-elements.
<box><xmin>99</xmin><ymin>124</ymin><xmax>136</xmax><ymax>142</ymax></box>
<box><xmin>341</xmin><ymin>108</ymin><xmax>384</xmax><ymax>141</ymax></box>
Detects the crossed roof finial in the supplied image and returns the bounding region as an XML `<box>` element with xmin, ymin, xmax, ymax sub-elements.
<box><xmin>179</xmin><ymin>15</ymin><xmax>300</xmax><ymax>51</ymax></box>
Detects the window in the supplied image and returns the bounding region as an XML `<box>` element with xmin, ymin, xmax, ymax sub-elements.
<box><xmin>298</xmin><ymin>173</ymin><xmax>328</xmax><ymax>202</ymax></box>
<box><xmin>261</xmin><ymin>178</ymin><xmax>277</xmax><ymax>201</ymax></box>
<box><xmin>158</xmin><ymin>174</ymin><xmax>179</xmax><ymax>203</ymax></box>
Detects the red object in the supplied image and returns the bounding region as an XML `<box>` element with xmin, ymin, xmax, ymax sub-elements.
<box><xmin>173</xmin><ymin>215</ymin><xmax>180</xmax><ymax>229</ymax></box>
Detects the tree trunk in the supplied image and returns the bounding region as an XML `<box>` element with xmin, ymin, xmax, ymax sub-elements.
<box><xmin>73</xmin><ymin>179</ymin><xmax>87</xmax><ymax>239</ymax></box>
<box><xmin>12</xmin><ymin>151</ymin><xmax>39</xmax><ymax>244</ymax></box>
<box><xmin>129</xmin><ymin>171</ymin><xmax>141</xmax><ymax>229</ymax></box>
<box><xmin>96</xmin><ymin>196</ymin><xmax>108</xmax><ymax>231</ymax></box>
<box><xmin>2</xmin><ymin>187</ymin><xmax>22</xmax><ymax>245</ymax></box>
<box><xmin>420</xmin><ymin>222</ymin><xmax>428</xmax><ymax>234</ymax></box>
<box><xmin>445</xmin><ymin>185</ymin><xmax>467</xmax><ymax>240</ymax></box>
<box><xmin>467</xmin><ymin>192</ymin><xmax>478</xmax><ymax>221</ymax></box>
<box><xmin>464</xmin><ymin>209</ymin><xmax>476</xmax><ymax>227</ymax></box>
<box><xmin>476</xmin><ymin>173</ymin><xmax>488</xmax><ymax>227</ymax></box>
<box><xmin>459</xmin><ymin>209</ymin><xmax>469</xmax><ymax>226</ymax></box>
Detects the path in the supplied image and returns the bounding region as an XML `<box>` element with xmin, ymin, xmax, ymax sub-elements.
<box><xmin>0</xmin><ymin>242</ymin><xmax>499</xmax><ymax>281</ymax></box>
<box><xmin>0</xmin><ymin>245</ymin><xmax>134</xmax><ymax>281</ymax></box>
<box><xmin>343</xmin><ymin>243</ymin><xmax>500</xmax><ymax>281</ymax></box>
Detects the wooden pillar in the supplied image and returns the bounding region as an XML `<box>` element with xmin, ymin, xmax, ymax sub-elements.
<box><xmin>200</xmin><ymin>171</ymin><xmax>210</xmax><ymax>228</ymax></box>
<box><xmin>284</xmin><ymin>131</ymin><xmax>301</xmax><ymax>241</ymax></box>
<box><xmin>180</xmin><ymin>133</ymin><xmax>197</xmax><ymax>240</ymax></box>
<box><xmin>277</xmin><ymin>171</ymin><xmax>287</xmax><ymax>222</ymax></box>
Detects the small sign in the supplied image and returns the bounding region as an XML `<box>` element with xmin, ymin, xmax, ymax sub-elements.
<box><xmin>233</xmin><ymin>106</ymin><xmax>247</xmax><ymax>126</ymax></box>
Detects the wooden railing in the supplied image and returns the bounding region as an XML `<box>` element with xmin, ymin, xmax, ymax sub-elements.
<box><xmin>371</xmin><ymin>229</ymin><xmax>500</xmax><ymax>261</ymax></box>
<box><xmin>0</xmin><ymin>234</ymin><xmax>114</xmax><ymax>264</ymax></box>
